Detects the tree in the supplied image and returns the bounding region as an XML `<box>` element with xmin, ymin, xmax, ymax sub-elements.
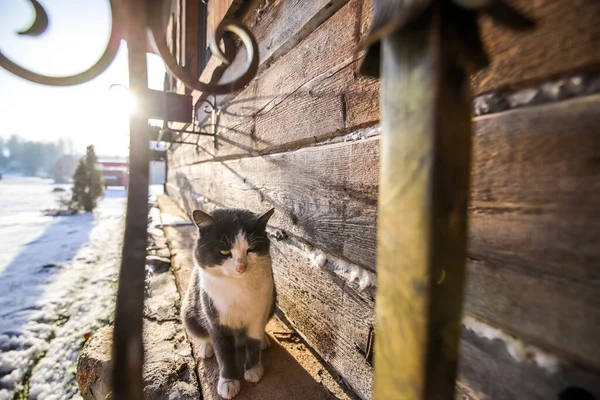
<box><xmin>71</xmin><ymin>145</ymin><xmax>104</xmax><ymax>212</ymax></box>
<box><xmin>1</xmin><ymin>135</ymin><xmax>68</xmax><ymax>176</ymax></box>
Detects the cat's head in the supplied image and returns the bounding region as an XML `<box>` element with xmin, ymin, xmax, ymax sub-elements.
<box><xmin>191</xmin><ymin>207</ymin><xmax>275</xmax><ymax>278</ymax></box>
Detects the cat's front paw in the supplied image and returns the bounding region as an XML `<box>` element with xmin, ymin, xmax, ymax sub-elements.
<box><xmin>244</xmin><ymin>363</ymin><xmax>264</xmax><ymax>383</ymax></box>
<box><xmin>198</xmin><ymin>340</ymin><xmax>214</xmax><ymax>358</ymax></box>
<box><xmin>217</xmin><ymin>377</ymin><xmax>240</xmax><ymax>399</ymax></box>
<box><xmin>261</xmin><ymin>334</ymin><xmax>270</xmax><ymax>350</ymax></box>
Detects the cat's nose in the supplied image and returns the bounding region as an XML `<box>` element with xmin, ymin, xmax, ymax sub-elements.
<box><xmin>235</xmin><ymin>259</ymin><xmax>247</xmax><ymax>274</ymax></box>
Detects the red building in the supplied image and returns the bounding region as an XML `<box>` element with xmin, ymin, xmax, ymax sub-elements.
<box><xmin>98</xmin><ymin>158</ymin><xmax>128</xmax><ymax>188</ymax></box>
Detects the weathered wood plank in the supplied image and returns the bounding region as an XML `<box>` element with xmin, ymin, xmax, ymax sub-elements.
<box><xmin>458</xmin><ymin>328</ymin><xmax>600</xmax><ymax>400</ymax></box>
<box><xmin>169</xmin><ymin>0</ymin><xmax>352</xmax><ymax>132</ymax></box>
<box><xmin>171</xmin><ymin>64</ymin><xmax>379</xmax><ymax>167</ymax></box>
<box><xmin>170</xmin><ymin>0</ymin><xmax>377</xmax><ymax>166</ymax></box>
<box><xmin>270</xmin><ymin>236</ymin><xmax>375</xmax><ymax>400</ymax></box>
<box><xmin>466</xmin><ymin>94</ymin><xmax>600</xmax><ymax>368</ymax></box>
<box><xmin>168</xmin><ymin>134</ymin><xmax>380</xmax><ymax>271</ymax></box>
<box><xmin>225</xmin><ymin>0</ymin><xmax>352</xmax><ymax>84</ymax></box>
<box><xmin>168</xmin><ymin>94</ymin><xmax>600</xmax><ymax>369</ymax></box>
<box><xmin>464</xmin><ymin>253</ymin><xmax>599</xmax><ymax>370</ymax></box>
<box><xmin>184</xmin><ymin>0</ymin><xmax>353</xmax><ymax>107</ymax></box>
<box><xmin>473</xmin><ymin>0</ymin><xmax>600</xmax><ymax>94</ymax></box>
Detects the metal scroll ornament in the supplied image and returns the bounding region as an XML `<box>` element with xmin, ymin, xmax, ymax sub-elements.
<box><xmin>0</xmin><ymin>0</ymin><xmax>259</xmax><ymax>94</ymax></box>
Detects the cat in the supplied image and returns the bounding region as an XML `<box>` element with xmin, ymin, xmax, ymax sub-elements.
<box><xmin>181</xmin><ymin>207</ymin><xmax>276</xmax><ymax>399</ymax></box>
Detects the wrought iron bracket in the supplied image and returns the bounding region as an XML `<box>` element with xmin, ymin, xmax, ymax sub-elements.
<box><xmin>155</xmin><ymin>96</ymin><xmax>222</xmax><ymax>149</ymax></box>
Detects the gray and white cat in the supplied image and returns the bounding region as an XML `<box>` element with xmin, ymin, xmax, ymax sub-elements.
<box><xmin>181</xmin><ymin>207</ymin><xmax>276</xmax><ymax>399</ymax></box>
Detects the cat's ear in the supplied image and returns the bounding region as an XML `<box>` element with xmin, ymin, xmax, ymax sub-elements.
<box><xmin>192</xmin><ymin>210</ymin><xmax>214</xmax><ymax>229</ymax></box>
<box><xmin>256</xmin><ymin>208</ymin><xmax>275</xmax><ymax>231</ymax></box>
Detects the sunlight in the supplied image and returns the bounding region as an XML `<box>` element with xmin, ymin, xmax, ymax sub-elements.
<box><xmin>108</xmin><ymin>84</ymin><xmax>136</xmax><ymax>116</ymax></box>
<box><xmin>0</xmin><ymin>0</ymin><xmax>167</xmax><ymax>159</ymax></box>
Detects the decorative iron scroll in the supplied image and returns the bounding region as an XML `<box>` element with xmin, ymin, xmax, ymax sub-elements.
<box><xmin>0</xmin><ymin>0</ymin><xmax>259</xmax><ymax>94</ymax></box>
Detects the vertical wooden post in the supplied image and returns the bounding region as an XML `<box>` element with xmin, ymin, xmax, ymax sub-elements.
<box><xmin>111</xmin><ymin>0</ymin><xmax>149</xmax><ymax>398</ymax></box>
<box><xmin>375</xmin><ymin>6</ymin><xmax>472</xmax><ymax>400</ymax></box>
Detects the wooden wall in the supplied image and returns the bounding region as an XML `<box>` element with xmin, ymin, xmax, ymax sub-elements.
<box><xmin>167</xmin><ymin>1</ymin><xmax>600</xmax><ymax>399</ymax></box>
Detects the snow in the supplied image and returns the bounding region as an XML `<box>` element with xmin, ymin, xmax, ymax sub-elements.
<box><xmin>462</xmin><ymin>315</ymin><xmax>561</xmax><ymax>373</ymax></box>
<box><xmin>304</xmin><ymin>245</ymin><xmax>376</xmax><ymax>291</ymax></box>
<box><xmin>0</xmin><ymin>177</ymin><xmax>127</xmax><ymax>399</ymax></box>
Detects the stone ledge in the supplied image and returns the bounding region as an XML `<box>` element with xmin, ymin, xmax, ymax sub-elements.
<box><xmin>75</xmin><ymin>203</ymin><xmax>200</xmax><ymax>399</ymax></box>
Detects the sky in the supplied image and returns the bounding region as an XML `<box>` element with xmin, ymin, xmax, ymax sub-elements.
<box><xmin>0</xmin><ymin>0</ymin><xmax>166</xmax><ymax>157</ymax></box>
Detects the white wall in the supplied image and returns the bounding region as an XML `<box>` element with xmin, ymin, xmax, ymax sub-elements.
<box><xmin>149</xmin><ymin>161</ymin><xmax>165</xmax><ymax>185</ymax></box>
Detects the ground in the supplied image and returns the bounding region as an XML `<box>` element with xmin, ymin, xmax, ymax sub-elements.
<box><xmin>0</xmin><ymin>177</ymin><xmax>126</xmax><ymax>400</ymax></box>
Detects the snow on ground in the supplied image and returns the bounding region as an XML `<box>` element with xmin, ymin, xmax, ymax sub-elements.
<box><xmin>0</xmin><ymin>177</ymin><xmax>127</xmax><ymax>400</ymax></box>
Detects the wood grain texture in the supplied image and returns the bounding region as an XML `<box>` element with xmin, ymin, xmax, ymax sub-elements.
<box><xmin>171</xmin><ymin>66</ymin><xmax>379</xmax><ymax>168</ymax></box>
<box><xmin>178</xmin><ymin>0</ymin><xmax>353</xmax><ymax>113</ymax></box>
<box><xmin>458</xmin><ymin>328</ymin><xmax>600</xmax><ymax>400</ymax></box>
<box><xmin>168</xmin><ymin>94</ymin><xmax>600</xmax><ymax>370</ymax></box>
<box><xmin>467</xmin><ymin>94</ymin><xmax>600</xmax><ymax>368</ymax></box>
<box><xmin>473</xmin><ymin>0</ymin><xmax>600</xmax><ymax>94</ymax></box>
<box><xmin>223</xmin><ymin>0</ymin><xmax>353</xmax><ymax>84</ymax></box>
<box><xmin>169</xmin><ymin>0</ymin><xmax>377</xmax><ymax>166</ymax></box>
<box><xmin>168</xmin><ymin>136</ymin><xmax>380</xmax><ymax>271</ymax></box>
<box><xmin>270</xmin><ymin>237</ymin><xmax>375</xmax><ymax>400</ymax></box>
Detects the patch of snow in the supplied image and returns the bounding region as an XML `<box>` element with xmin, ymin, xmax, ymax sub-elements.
<box><xmin>0</xmin><ymin>178</ymin><xmax>126</xmax><ymax>399</ymax></box>
<box><xmin>307</xmin><ymin>248</ymin><xmax>327</xmax><ymax>268</ymax></box>
<box><xmin>303</xmin><ymin>245</ymin><xmax>376</xmax><ymax>291</ymax></box>
<box><xmin>462</xmin><ymin>315</ymin><xmax>561</xmax><ymax>374</ymax></box>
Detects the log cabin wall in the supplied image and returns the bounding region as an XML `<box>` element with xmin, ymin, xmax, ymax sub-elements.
<box><xmin>165</xmin><ymin>1</ymin><xmax>600</xmax><ymax>399</ymax></box>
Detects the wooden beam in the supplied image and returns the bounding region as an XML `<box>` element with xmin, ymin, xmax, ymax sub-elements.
<box><xmin>374</xmin><ymin>5</ymin><xmax>472</xmax><ymax>398</ymax></box>
<box><xmin>183</xmin><ymin>0</ymin><xmax>200</xmax><ymax>79</ymax></box>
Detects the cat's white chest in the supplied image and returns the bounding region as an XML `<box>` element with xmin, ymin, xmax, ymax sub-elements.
<box><xmin>199</xmin><ymin>267</ymin><xmax>273</xmax><ymax>331</ymax></box>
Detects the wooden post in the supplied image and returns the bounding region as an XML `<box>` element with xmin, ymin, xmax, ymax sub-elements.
<box><xmin>111</xmin><ymin>0</ymin><xmax>150</xmax><ymax>398</ymax></box>
<box><xmin>375</xmin><ymin>6</ymin><xmax>472</xmax><ymax>399</ymax></box>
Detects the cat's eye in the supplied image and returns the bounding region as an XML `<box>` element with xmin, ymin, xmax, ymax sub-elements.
<box><xmin>219</xmin><ymin>249</ymin><xmax>231</xmax><ymax>256</ymax></box>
